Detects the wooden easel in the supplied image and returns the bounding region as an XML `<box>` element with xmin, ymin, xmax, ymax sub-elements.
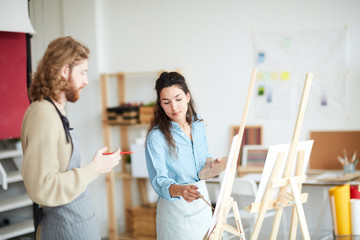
<box><xmin>247</xmin><ymin>73</ymin><xmax>313</xmax><ymax>240</ymax></box>
<box><xmin>207</xmin><ymin>69</ymin><xmax>257</xmax><ymax>240</ymax></box>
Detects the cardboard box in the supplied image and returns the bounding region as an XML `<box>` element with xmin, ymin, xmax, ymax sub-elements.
<box><xmin>132</xmin><ymin>205</ymin><xmax>156</xmax><ymax>239</ymax></box>
<box><xmin>139</xmin><ymin>106</ymin><xmax>154</xmax><ymax>124</ymax></box>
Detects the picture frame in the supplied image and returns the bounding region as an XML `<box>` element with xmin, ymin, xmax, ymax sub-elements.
<box><xmin>241</xmin><ymin>144</ymin><xmax>268</xmax><ymax>167</ymax></box>
<box><xmin>230</xmin><ymin>125</ymin><xmax>263</xmax><ymax>166</ymax></box>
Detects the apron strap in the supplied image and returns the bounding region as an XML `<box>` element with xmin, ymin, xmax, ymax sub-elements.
<box><xmin>45</xmin><ymin>97</ymin><xmax>73</xmax><ymax>143</ymax></box>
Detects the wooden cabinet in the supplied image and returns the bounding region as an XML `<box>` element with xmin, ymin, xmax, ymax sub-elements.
<box><xmin>100</xmin><ymin>71</ymin><xmax>160</xmax><ymax>240</ymax></box>
<box><xmin>0</xmin><ymin>147</ymin><xmax>35</xmax><ymax>239</ymax></box>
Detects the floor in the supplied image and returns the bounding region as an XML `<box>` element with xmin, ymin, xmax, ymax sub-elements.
<box><xmin>222</xmin><ymin>216</ymin><xmax>335</xmax><ymax>240</ymax></box>
<box><xmin>7</xmin><ymin>233</ymin><xmax>34</xmax><ymax>240</ymax></box>
<box><xmin>222</xmin><ymin>231</ymin><xmax>336</xmax><ymax>240</ymax></box>
<box><xmin>13</xmin><ymin>230</ymin><xmax>360</xmax><ymax>240</ymax></box>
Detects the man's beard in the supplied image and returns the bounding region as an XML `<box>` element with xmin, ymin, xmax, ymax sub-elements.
<box><xmin>65</xmin><ymin>76</ymin><xmax>80</xmax><ymax>103</ymax></box>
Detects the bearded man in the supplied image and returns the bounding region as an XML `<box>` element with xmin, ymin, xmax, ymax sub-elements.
<box><xmin>21</xmin><ymin>36</ymin><xmax>120</xmax><ymax>240</ymax></box>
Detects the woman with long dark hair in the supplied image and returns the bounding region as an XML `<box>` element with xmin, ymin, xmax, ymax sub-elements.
<box><xmin>145</xmin><ymin>72</ymin><xmax>218</xmax><ymax>239</ymax></box>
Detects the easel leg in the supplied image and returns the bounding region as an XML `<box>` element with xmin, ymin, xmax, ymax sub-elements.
<box><xmin>231</xmin><ymin>201</ymin><xmax>246</xmax><ymax>240</ymax></box>
<box><xmin>289</xmin><ymin>202</ymin><xmax>299</xmax><ymax>239</ymax></box>
<box><xmin>289</xmin><ymin>150</ymin><xmax>305</xmax><ymax>239</ymax></box>
<box><xmin>289</xmin><ymin>178</ymin><xmax>310</xmax><ymax>240</ymax></box>
<box><xmin>251</xmin><ymin>152</ymin><xmax>285</xmax><ymax>240</ymax></box>
<box><xmin>210</xmin><ymin>198</ymin><xmax>231</xmax><ymax>240</ymax></box>
<box><xmin>211</xmin><ymin>198</ymin><xmax>246</xmax><ymax>240</ymax></box>
<box><xmin>270</xmin><ymin>208</ymin><xmax>283</xmax><ymax>240</ymax></box>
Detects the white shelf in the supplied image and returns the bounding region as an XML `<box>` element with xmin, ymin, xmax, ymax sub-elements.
<box><xmin>0</xmin><ymin>219</ymin><xmax>34</xmax><ymax>240</ymax></box>
<box><xmin>0</xmin><ymin>193</ymin><xmax>32</xmax><ymax>212</ymax></box>
<box><xmin>0</xmin><ymin>147</ymin><xmax>34</xmax><ymax>239</ymax></box>
<box><xmin>0</xmin><ymin>150</ymin><xmax>22</xmax><ymax>160</ymax></box>
<box><xmin>6</xmin><ymin>171</ymin><xmax>22</xmax><ymax>184</ymax></box>
<box><xmin>0</xmin><ymin>149</ymin><xmax>23</xmax><ymax>190</ymax></box>
<box><xmin>0</xmin><ymin>170</ymin><xmax>22</xmax><ymax>184</ymax></box>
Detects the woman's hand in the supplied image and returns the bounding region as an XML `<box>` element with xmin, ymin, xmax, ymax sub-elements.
<box><xmin>169</xmin><ymin>184</ymin><xmax>200</xmax><ymax>203</ymax></box>
<box><xmin>93</xmin><ymin>147</ymin><xmax>121</xmax><ymax>174</ymax></box>
<box><xmin>207</xmin><ymin>157</ymin><xmax>224</xmax><ymax>169</ymax></box>
<box><xmin>199</xmin><ymin>157</ymin><xmax>229</xmax><ymax>180</ymax></box>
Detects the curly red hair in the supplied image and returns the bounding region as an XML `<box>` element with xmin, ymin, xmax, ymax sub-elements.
<box><xmin>29</xmin><ymin>36</ymin><xmax>90</xmax><ymax>102</ymax></box>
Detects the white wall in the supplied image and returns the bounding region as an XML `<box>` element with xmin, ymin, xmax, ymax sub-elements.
<box><xmin>29</xmin><ymin>0</ymin><xmax>360</xmax><ymax>237</ymax></box>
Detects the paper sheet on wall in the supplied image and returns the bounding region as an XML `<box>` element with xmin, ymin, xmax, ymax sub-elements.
<box><xmin>253</xmin><ymin>27</ymin><xmax>348</xmax><ymax>119</ymax></box>
<box><xmin>254</xmin><ymin>140</ymin><xmax>314</xmax><ymax>203</ymax></box>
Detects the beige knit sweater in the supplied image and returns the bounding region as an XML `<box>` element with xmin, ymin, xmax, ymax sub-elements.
<box><xmin>21</xmin><ymin>100</ymin><xmax>98</xmax><ymax>207</ymax></box>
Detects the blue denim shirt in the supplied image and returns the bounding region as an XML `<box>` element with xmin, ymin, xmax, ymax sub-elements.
<box><xmin>145</xmin><ymin>119</ymin><xmax>212</xmax><ymax>201</ymax></box>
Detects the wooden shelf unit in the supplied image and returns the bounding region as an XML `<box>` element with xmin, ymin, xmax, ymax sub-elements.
<box><xmin>100</xmin><ymin>71</ymin><xmax>161</xmax><ymax>240</ymax></box>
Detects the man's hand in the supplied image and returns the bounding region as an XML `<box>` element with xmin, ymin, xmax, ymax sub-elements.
<box><xmin>93</xmin><ymin>147</ymin><xmax>121</xmax><ymax>174</ymax></box>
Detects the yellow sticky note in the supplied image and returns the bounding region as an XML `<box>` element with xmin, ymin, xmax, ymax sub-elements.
<box><xmin>281</xmin><ymin>71</ymin><xmax>290</xmax><ymax>80</ymax></box>
<box><xmin>257</xmin><ymin>72</ymin><xmax>264</xmax><ymax>81</ymax></box>
<box><xmin>271</xmin><ymin>72</ymin><xmax>279</xmax><ymax>80</ymax></box>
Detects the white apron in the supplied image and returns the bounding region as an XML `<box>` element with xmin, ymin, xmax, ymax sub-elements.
<box><xmin>156</xmin><ymin>180</ymin><xmax>212</xmax><ymax>240</ymax></box>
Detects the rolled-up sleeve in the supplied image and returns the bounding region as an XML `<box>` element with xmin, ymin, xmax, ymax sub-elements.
<box><xmin>145</xmin><ymin>130</ymin><xmax>178</xmax><ymax>201</ymax></box>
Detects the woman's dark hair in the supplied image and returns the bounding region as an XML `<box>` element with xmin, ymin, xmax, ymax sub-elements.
<box><xmin>147</xmin><ymin>72</ymin><xmax>199</xmax><ymax>157</ymax></box>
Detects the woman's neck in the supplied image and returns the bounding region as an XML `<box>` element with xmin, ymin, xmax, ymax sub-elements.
<box><xmin>177</xmin><ymin>121</ymin><xmax>192</xmax><ymax>140</ymax></box>
<box><xmin>176</xmin><ymin>119</ymin><xmax>189</xmax><ymax>129</ymax></box>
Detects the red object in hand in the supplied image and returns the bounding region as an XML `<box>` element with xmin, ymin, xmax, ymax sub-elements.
<box><xmin>103</xmin><ymin>151</ymin><xmax>134</xmax><ymax>155</ymax></box>
<box><xmin>102</xmin><ymin>152</ymin><xmax>114</xmax><ymax>155</ymax></box>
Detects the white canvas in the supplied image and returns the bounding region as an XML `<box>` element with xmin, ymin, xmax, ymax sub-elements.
<box><xmin>255</xmin><ymin>140</ymin><xmax>314</xmax><ymax>203</ymax></box>
<box><xmin>207</xmin><ymin>134</ymin><xmax>239</xmax><ymax>237</ymax></box>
